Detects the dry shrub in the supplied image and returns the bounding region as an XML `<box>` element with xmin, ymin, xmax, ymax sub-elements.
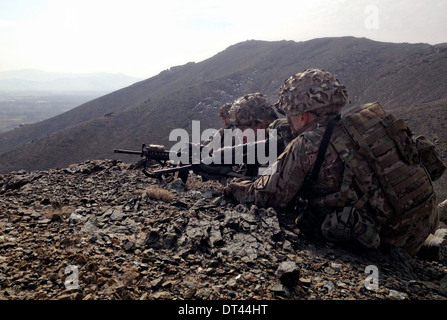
<box><xmin>144</xmin><ymin>185</ymin><xmax>175</xmax><ymax>202</ymax></box>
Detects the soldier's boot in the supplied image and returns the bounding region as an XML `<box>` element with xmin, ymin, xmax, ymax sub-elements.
<box><xmin>417</xmin><ymin>228</ymin><xmax>447</xmax><ymax>264</ymax></box>
<box><xmin>438</xmin><ymin>199</ymin><xmax>447</xmax><ymax>223</ymax></box>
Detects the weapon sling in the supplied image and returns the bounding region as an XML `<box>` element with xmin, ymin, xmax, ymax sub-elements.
<box><xmin>304</xmin><ymin>114</ymin><xmax>341</xmax><ymax>190</ymax></box>
<box><xmin>294</xmin><ymin>114</ymin><xmax>340</xmax><ymax>235</ymax></box>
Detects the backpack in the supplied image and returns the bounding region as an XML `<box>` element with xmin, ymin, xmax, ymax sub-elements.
<box><xmin>309</xmin><ymin>102</ymin><xmax>444</xmax><ymax>253</ymax></box>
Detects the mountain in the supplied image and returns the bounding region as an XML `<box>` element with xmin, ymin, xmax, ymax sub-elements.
<box><xmin>0</xmin><ymin>69</ymin><xmax>142</xmax><ymax>92</ymax></box>
<box><xmin>1</xmin><ymin>36</ymin><xmax>447</xmax><ymax>183</ymax></box>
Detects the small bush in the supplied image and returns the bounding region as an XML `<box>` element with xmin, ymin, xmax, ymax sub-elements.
<box><xmin>144</xmin><ymin>186</ymin><xmax>175</xmax><ymax>202</ymax></box>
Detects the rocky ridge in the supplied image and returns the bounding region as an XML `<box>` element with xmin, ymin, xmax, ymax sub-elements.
<box><xmin>0</xmin><ymin>159</ymin><xmax>447</xmax><ymax>300</ymax></box>
<box><xmin>2</xmin><ymin>37</ymin><xmax>447</xmax><ymax>174</ymax></box>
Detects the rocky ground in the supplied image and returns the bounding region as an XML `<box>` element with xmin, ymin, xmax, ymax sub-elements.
<box><xmin>0</xmin><ymin>159</ymin><xmax>447</xmax><ymax>301</ymax></box>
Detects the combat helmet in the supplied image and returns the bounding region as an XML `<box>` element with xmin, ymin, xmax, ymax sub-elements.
<box><xmin>275</xmin><ymin>69</ymin><xmax>349</xmax><ymax>116</ymax></box>
<box><xmin>218</xmin><ymin>102</ymin><xmax>232</xmax><ymax>119</ymax></box>
<box><xmin>229</xmin><ymin>93</ymin><xmax>277</xmax><ymax>127</ymax></box>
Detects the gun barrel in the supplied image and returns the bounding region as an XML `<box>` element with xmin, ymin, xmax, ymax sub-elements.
<box><xmin>114</xmin><ymin>149</ymin><xmax>142</xmax><ymax>155</ymax></box>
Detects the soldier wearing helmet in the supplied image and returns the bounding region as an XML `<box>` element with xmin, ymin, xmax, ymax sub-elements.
<box><xmin>223</xmin><ymin>93</ymin><xmax>278</xmax><ymax>178</ymax></box>
<box><xmin>225</xmin><ymin>69</ymin><xmax>349</xmax><ymax>206</ymax></box>
<box><xmin>218</xmin><ymin>102</ymin><xmax>232</xmax><ymax>126</ymax></box>
<box><xmin>224</xmin><ymin>68</ymin><xmax>447</xmax><ymax>260</ymax></box>
<box><xmin>201</xmin><ymin>93</ymin><xmax>278</xmax><ymax>181</ymax></box>
<box><xmin>204</xmin><ymin>93</ymin><xmax>277</xmax><ymax>148</ymax></box>
<box><xmin>228</xmin><ymin>92</ymin><xmax>277</xmax><ymax>144</ymax></box>
<box><xmin>275</xmin><ymin>68</ymin><xmax>348</xmax><ymax>134</ymax></box>
<box><xmin>203</xmin><ymin>102</ymin><xmax>235</xmax><ymax>147</ymax></box>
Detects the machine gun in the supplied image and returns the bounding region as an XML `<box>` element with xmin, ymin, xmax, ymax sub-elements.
<box><xmin>114</xmin><ymin>144</ymin><xmax>170</xmax><ymax>168</ymax></box>
<box><xmin>113</xmin><ymin>143</ymin><xmax>189</xmax><ymax>182</ymax></box>
<box><xmin>114</xmin><ymin>143</ymin><xmax>260</xmax><ymax>183</ymax></box>
<box><xmin>113</xmin><ymin>139</ymin><xmax>275</xmax><ymax>183</ymax></box>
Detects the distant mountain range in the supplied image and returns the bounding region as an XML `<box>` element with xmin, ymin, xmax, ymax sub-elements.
<box><xmin>0</xmin><ymin>69</ymin><xmax>142</xmax><ymax>92</ymax></box>
<box><xmin>1</xmin><ymin>36</ymin><xmax>447</xmax><ymax>201</ymax></box>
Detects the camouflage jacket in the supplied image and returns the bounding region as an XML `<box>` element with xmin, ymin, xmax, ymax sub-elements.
<box><xmin>267</xmin><ymin>118</ymin><xmax>294</xmax><ymax>155</ymax></box>
<box><xmin>224</xmin><ymin>121</ymin><xmax>343</xmax><ymax>209</ymax></box>
<box><xmin>202</xmin><ymin>124</ymin><xmax>236</xmax><ymax>148</ymax></box>
<box><xmin>224</xmin><ymin>117</ymin><xmax>441</xmax><ymax>255</ymax></box>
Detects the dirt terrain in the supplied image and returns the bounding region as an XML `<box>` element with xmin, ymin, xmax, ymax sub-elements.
<box><xmin>1</xmin><ymin>159</ymin><xmax>447</xmax><ymax>302</ymax></box>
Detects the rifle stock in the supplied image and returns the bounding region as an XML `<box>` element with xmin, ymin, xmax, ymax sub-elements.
<box><xmin>113</xmin><ymin>140</ymin><xmax>268</xmax><ymax>183</ymax></box>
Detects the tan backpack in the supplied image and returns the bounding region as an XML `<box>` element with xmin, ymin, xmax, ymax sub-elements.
<box><xmin>322</xmin><ymin>102</ymin><xmax>445</xmax><ymax>253</ymax></box>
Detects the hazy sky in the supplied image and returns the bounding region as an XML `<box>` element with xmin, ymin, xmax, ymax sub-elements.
<box><xmin>1</xmin><ymin>0</ymin><xmax>446</xmax><ymax>78</ymax></box>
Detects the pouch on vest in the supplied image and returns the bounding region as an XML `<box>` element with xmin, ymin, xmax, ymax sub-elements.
<box><xmin>321</xmin><ymin>206</ymin><xmax>380</xmax><ymax>249</ymax></box>
<box><xmin>415</xmin><ymin>135</ymin><xmax>446</xmax><ymax>181</ymax></box>
<box><xmin>332</xmin><ymin>102</ymin><xmax>436</xmax><ymax>237</ymax></box>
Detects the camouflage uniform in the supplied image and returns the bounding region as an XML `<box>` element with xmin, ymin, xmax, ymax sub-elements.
<box><xmin>207</xmin><ymin>92</ymin><xmax>278</xmax><ymax>153</ymax></box>
<box><xmin>228</xmin><ymin>93</ymin><xmax>277</xmax><ymax>129</ymax></box>
<box><xmin>218</xmin><ymin>102</ymin><xmax>232</xmax><ymax>120</ymax></box>
<box><xmin>203</xmin><ymin>102</ymin><xmax>234</xmax><ymax>147</ymax></box>
<box><xmin>224</xmin><ymin>116</ymin><xmax>346</xmax><ymax>230</ymax></box>
<box><xmin>224</xmin><ymin>69</ymin><xmax>445</xmax><ymax>256</ymax></box>
<box><xmin>267</xmin><ymin>118</ymin><xmax>294</xmax><ymax>155</ymax></box>
<box><xmin>227</xmin><ymin>93</ymin><xmax>278</xmax><ymax>178</ymax></box>
<box><xmin>204</xmin><ymin>95</ymin><xmax>277</xmax><ymax>148</ymax></box>
<box><xmin>227</xmin><ymin>94</ymin><xmax>292</xmax><ymax>172</ymax></box>
<box><xmin>201</xmin><ymin>93</ymin><xmax>278</xmax><ymax>183</ymax></box>
<box><xmin>226</xmin><ymin>117</ymin><xmax>342</xmax><ymax>207</ymax></box>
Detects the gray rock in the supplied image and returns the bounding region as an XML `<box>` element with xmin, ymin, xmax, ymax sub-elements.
<box><xmin>325</xmin><ymin>281</ymin><xmax>335</xmax><ymax>292</ymax></box>
<box><xmin>37</xmin><ymin>219</ymin><xmax>51</xmax><ymax>224</ymax></box>
<box><xmin>110</xmin><ymin>209</ymin><xmax>125</xmax><ymax>221</ymax></box>
<box><xmin>101</xmin><ymin>207</ymin><xmax>115</xmax><ymax>218</ymax></box>
<box><xmin>388</xmin><ymin>289</ymin><xmax>409</xmax><ymax>300</ymax></box>
<box><xmin>276</xmin><ymin>261</ymin><xmax>300</xmax><ymax>287</ymax></box>
<box><xmin>3</xmin><ymin>158</ymin><xmax>447</xmax><ymax>301</ymax></box>
<box><xmin>81</xmin><ymin>218</ymin><xmax>99</xmax><ymax>234</ymax></box>
<box><xmin>124</xmin><ymin>241</ymin><xmax>136</xmax><ymax>252</ymax></box>
<box><xmin>167</xmin><ymin>179</ymin><xmax>185</xmax><ymax>193</ymax></box>
<box><xmin>103</xmin><ymin>219</ymin><xmax>140</xmax><ymax>235</ymax></box>
<box><xmin>69</xmin><ymin>212</ymin><xmax>86</xmax><ymax>224</ymax></box>
<box><xmin>144</xmin><ymin>227</ymin><xmax>178</xmax><ymax>250</ymax></box>
<box><xmin>187</xmin><ymin>190</ymin><xmax>203</xmax><ymax>199</ymax></box>
<box><xmin>269</xmin><ymin>283</ymin><xmax>291</xmax><ymax>297</ymax></box>
<box><xmin>208</xmin><ymin>224</ymin><xmax>224</xmax><ymax>247</ymax></box>
<box><xmin>202</xmin><ymin>190</ymin><xmax>214</xmax><ymax>199</ymax></box>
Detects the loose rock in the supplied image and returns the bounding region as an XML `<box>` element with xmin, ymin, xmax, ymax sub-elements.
<box><xmin>0</xmin><ymin>159</ymin><xmax>446</xmax><ymax>301</ymax></box>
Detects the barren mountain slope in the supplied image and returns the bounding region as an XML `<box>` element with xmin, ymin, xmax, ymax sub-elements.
<box><xmin>1</xmin><ymin>37</ymin><xmax>447</xmax><ymax>173</ymax></box>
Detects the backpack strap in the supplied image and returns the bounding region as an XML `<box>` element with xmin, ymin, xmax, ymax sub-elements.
<box><xmin>294</xmin><ymin>114</ymin><xmax>341</xmax><ymax>237</ymax></box>
<box><xmin>308</xmin><ymin>114</ymin><xmax>341</xmax><ymax>183</ymax></box>
<box><xmin>301</xmin><ymin>114</ymin><xmax>341</xmax><ymax>197</ymax></box>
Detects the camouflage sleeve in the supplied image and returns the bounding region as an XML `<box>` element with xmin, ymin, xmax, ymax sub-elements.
<box><xmin>224</xmin><ymin>132</ymin><xmax>319</xmax><ymax>210</ymax></box>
